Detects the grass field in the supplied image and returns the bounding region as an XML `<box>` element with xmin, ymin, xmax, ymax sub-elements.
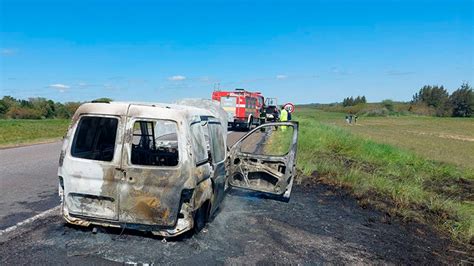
<box><xmin>299</xmin><ymin>108</ymin><xmax>474</xmax><ymax>169</ymax></box>
<box><xmin>294</xmin><ymin>107</ymin><xmax>474</xmax><ymax>244</ymax></box>
<box><xmin>0</xmin><ymin>119</ymin><xmax>70</xmax><ymax>148</ymax></box>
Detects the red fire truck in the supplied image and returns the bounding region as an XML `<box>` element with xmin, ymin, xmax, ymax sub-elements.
<box><xmin>212</xmin><ymin>89</ymin><xmax>265</xmax><ymax>130</ymax></box>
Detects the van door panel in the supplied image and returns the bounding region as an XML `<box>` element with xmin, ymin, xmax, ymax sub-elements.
<box><xmin>63</xmin><ymin>115</ymin><xmax>125</xmax><ymax>221</ymax></box>
<box><xmin>117</xmin><ymin>168</ymin><xmax>185</xmax><ymax>226</ymax></box>
<box><xmin>202</xmin><ymin>118</ymin><xmax>227</xmax><ymax>213</ymax></box>
<box><xmin>228</xmin><ymin>122</ymin><xmax>298</xmax><ymax>199</ymax></box>
<box><xmin>118</xmin><ymin>114</ymin><xmax>185</xmax><ymax>227</ymax></box>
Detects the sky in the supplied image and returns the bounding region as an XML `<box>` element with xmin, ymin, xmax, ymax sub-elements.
<box><xmin>0</xmin><ymin>0</ymin><xmax>473</xmax><ymax>104</ymax></box>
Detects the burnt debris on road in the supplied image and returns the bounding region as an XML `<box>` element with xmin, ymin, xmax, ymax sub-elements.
<box><xmin>0</xmin><ymin>184</ymin><xmax>469</xmax><ymax>264</ymax></box>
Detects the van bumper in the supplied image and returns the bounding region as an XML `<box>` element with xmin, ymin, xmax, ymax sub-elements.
<box><xmin>61</xmin><ymin>202</ymin><xmax>194</xmax><ymax>238</ymax></box>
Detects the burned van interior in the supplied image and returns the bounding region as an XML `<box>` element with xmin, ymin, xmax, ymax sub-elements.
<box><xmin>131</xmin><ymin>120</ymin><xmax>179</xmax><ymax>166</ymax></box>
<box><xmin>71</xmin><ymin>116</ymin><xmax>118</xmax><ymax>161</ymax></box>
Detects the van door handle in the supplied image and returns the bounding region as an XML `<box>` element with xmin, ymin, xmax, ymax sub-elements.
<box><xmin>115</xmin><ymin>168</ymin><xmax>127</xmax><ymax>180</ymax></box>
<box><xmin>115</xmin><ymin>167</ymin><xmax>126</xmax><ymax>173</ymax></box>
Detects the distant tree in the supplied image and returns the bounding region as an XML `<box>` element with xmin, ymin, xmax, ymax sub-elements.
<box><xmin>412</xmin><ymin>85</ymin><xmax>450</xmax><ymax>116</ymax></box>
<box><xmin>6</xmin><ymin>106</ymin><xmax>42</xmax><ymax>119</ymax></box>
<box><xmin>342</xmin><ymin>95</ymin><xmax>366</xmax><ymax>107</ymax></box>
<box><xmin>0</xmin><ymin>100</ymin><xmax>8</xmax><ymax>116</ymax></box>
<box><xmin>29</xmin><ymin>97</ymin><xmax>56</xmax><ymax>118</ymax></box>
<box><xmin>64</xmin><ymin>102</ymin><xmax>81</xmax><ymax>117</ymax></box>
<box><xmin>54</xmin><ymin>103</ymin><xmax>68</xmax><ymax>118</ymax></box>
<box><xmin>19</xmin><ymin>99</ymin><xmax>32</xmax><ymax>108</ymax></box>
<box><xmin>92</xmin><ymin>97</ymin><xmax>113</xmax><ymax>103</ymax></box>
<box><xmin>1</xmin><ymin>96</ymin><xmax>18</xmax><ymax>109</ymax></box>
<box><xmin>355</xmin><ymin>96</ymin><xmax>361</xmax><ymax>104</ymax></box>
<box><xmin>342</xmin><ymin>97</ymin><xmax>349</xmax><ymax>107</ymax></box>
<box><xmin>381</xmin><ymin>99</ymin><xmax>395</xmax><ymax>112</ymax></box>
<box><xmin>450</xmin><ymin>82</ymin><xmax>474</xmax><ymax>117</ymax></box>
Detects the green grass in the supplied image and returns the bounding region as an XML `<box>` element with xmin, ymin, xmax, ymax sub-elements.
<box><xmin>298</xmin><ymin>108</ymin><xmax>474</xmax><ymax>169</ymax></box>
<box><xmin>264</xmin><ymin>126</ymin><xmax>294</xmax><ymax>156</ymax></box>
<box><xmin>294</xmin><ymin>108</ymin><xmax>474</xmax><ymax>244</ymax></box>
<box><xmin>0</xmin><ymin>119</ymin><xmax>70</xmax><ymax>147</ymax></box>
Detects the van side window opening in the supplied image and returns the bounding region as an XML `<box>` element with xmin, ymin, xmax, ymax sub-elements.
<box><xmin>190</xmin><ymin>122</ymin><xmax>208</xmax><ymax>165</ymax></box>
<box><xmin>131</xmin><ymin>120</ymin><xmax>179</xmax><ymax>166</ymax></box>
<box><xmin>201</xmin><ymin>122</ymin><xmax>212</xmax><ymax>162</ymax></box>
<box><xmin>208</xmin><ymin>123</ymin><xmax>225</xmax><ymax>163</ymax></box>
<box><xmin>71</xmin><ymin>116</ymin><xmax>118</xmax><ymax>162</ymax></box>
<box><xmin>202</xmin><ymin>122</ymin><xmax>211</xmax><ymax>152</ymax></box>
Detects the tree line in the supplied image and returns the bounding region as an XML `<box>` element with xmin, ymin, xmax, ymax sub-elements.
<box><xmin>339</xmin><ymin>82</ymin><xmax>473</xmax><ymax>117</ymax></box>
<box><xmin>0</xmin><ymin>96</ymin><xmax>81</xmax><ymax>119</ymax></box>
<box><xmin>342</xmin><ymin>96</ymin><xmax>367</xmax><ymax>107</ymax></box>
<box><xmin>410</xmin><ymin>83</ymin><xmax>473</xmax><ymax>117</ymax></box>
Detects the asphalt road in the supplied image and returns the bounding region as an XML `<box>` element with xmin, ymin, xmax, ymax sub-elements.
<box><xmin>0</xmin><ymin>142</ymin><xmax>62</xmax><ymax>230</ymax></box>
<box><xmin>0</xmin><ymin>131</ymin><xmax>471</xmax><ymax>264</ymax></box>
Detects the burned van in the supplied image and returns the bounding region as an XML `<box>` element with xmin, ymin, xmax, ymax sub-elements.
<box><xmin>58</xmin><ymin>101</ymin><xmax>298</xmax><ymax>237</ymax></box>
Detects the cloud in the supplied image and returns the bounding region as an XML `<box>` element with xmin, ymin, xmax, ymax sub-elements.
<box><xmin>168</xmin><ymin>75</ymin><xmax>186</xmax><ymax>81</ymax></box>
<box><xmin>276</xmin><ymin>74</ymin><xmax>288</xmax><ymax>80</ymax></box>
<box><xmin>386</xmin><ymin>70</ymin><xmax>415</xmax><ymax>76</ymax></box>
<box><xmin>1</xmin><ymin>48</ymin><xmax>17</xmax><ymax>56</ymax></box>
<box><xmin>49</xmin><ymin>83</ymin><xmax>70</xmax><ymax>93</ymax></box>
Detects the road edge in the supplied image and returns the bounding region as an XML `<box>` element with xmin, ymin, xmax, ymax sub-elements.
<box><xmin>0</xmin><ymin>138</ymin><xmax>62</xmax><ymax>150</ymax></box>
<box><xmin>0</xmin><ymin>206</ymin><xmax>60</xmax><ymax>243</ymax></box>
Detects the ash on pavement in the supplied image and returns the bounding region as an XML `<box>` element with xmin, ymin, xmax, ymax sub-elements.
<box><xmin>0</xmin><ymin>183</ymin><xmax>467</xmax><ymax>264</ymax></box>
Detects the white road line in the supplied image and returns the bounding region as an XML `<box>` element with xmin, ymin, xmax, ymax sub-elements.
<box><xmin>0</xmin><ymin>205</ymin><xmax>60</xmax><ymax>236</ymax></box>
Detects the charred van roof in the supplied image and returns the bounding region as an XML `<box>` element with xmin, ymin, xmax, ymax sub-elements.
<box><xmin>73</xmin><ymin>101</ymin><xmax>216</xmax><ymax>121</ymax></box>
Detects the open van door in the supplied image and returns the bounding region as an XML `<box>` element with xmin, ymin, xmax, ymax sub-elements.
<box><xmin>227</xmin><ymin>122</ymin><xmax>298</xmax><ymax>200</ymax></box>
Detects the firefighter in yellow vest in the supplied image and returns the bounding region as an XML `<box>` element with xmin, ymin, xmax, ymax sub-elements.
<box><xmin>280</xmin><ymin>106</ymin><xmax>288</xmax><ymax>131</ymax></box>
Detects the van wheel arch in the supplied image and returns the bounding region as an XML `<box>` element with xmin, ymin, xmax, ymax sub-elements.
<box><xmin>193</xmin><ymin>199</ymin><xmax>210</xmax><ymax>233</ymax></box>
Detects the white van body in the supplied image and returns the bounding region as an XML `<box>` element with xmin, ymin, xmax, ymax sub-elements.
<box><xmin>58</xmin><ymin>101</ymin><xmax>298</xmax><ymax>237</ymax></box>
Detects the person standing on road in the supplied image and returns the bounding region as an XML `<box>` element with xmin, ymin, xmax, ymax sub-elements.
<box><xmin>259</xmin><ymin>106</ymin><xmax>266</xmax><ymax>125</ymax></box>
<box><xmin>280</xmin><ymin>106</ymin><xmax>288</xmax><ymax>122</ymax></box>
<box><xmin>280</xmin><ymin>106</ymin><xmax>288</xmax><ymax>131</ymax></box>
<box><xmin>259</xmin><ymin>106</ymin><xmax>266</xmax><ymax>132</ymax></box>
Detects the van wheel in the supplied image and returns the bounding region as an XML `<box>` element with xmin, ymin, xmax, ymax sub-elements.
<box><xmin>193</xmin><ymin>202</ymin><xmax>209</xmax><ymax>233</ymax></box>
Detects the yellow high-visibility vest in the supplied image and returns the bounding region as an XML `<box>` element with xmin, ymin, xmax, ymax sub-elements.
<box><xmin>280</xmin><ymin>109</ymin><xmax>288</xmax><ymax>121</ymax></box>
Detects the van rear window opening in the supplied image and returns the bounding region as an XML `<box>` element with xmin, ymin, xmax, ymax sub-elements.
<box><xmin>131</xmin><ymin>120</ymin><xmax>179</xmax><ymax>166</ymax></box>
<box><xmin>71</xmin><ymin>116</ymin><xmax>118</xmax><ymax>161</ymax></box>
